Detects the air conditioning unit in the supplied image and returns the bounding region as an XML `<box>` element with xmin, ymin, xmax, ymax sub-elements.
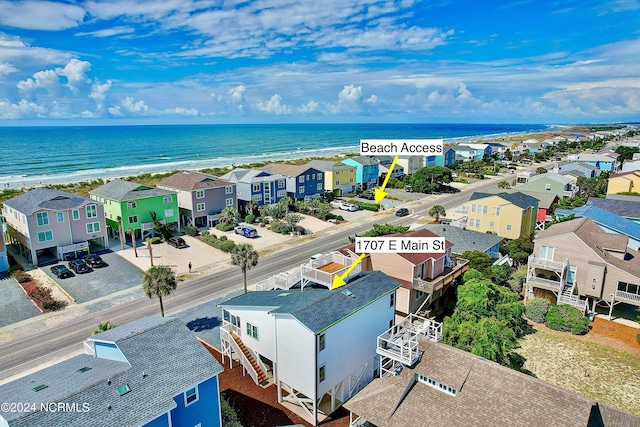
<box><xmin>545</xmin><ymin>183</ymin><xmax>551</xmax><ymax>190</ymax></box>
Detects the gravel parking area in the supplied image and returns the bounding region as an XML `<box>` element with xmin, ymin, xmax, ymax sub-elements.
<box><xmin>43</xmin><ymin>250</ymin><xmax>145</xmax><ymax>303</ymax></box>
<box><xmin>0</xmin><ymin>275</ymin><xmax>41</xmax><ymax>327</ymax></box>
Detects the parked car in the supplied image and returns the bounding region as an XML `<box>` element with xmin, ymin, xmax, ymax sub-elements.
<box><xmin>51</xmin><ymin>265</ymin><xmax>73</xmax><ymax>279</ymax></box>
<box><xmin>360</xmin><ymin>192</ymin><xmax>375</xmax><ymax>200</ymax></box>
<box><xmin>395</xmin><ymin>208</ymin><xmax>410</xmax><ymax>217</ymax></box>
<box><xmin>167</xmin><ymin>236</ymin><xmax>187</xmax><ymax>248</ymax></box>
<box><xmin>235</xmin><ymin>225</ymin><xmax>258</xmax><ymax>238</ymax></box>
<box><xmin>68</xmin><ymin>258</ymin><xmax>90</xmax><ymax>274</ymax></box>
<box><xmin>330</xmin><ymin>200</ymin><xmax>344</xmax><ymax>208</ymax></box>
<box><xmin>84</xmin><ymin>254</ymin><xmax>105</xmax><ymax>268</ymax></box>
<box><xmin>340</xmin><ymin>203</ymin><xmax>358</xmax><ymax>212</ymax></box>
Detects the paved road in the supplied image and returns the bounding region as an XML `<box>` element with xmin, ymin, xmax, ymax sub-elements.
<box><xmin>0</xmin><ymin>173</ymin><xmax>510</xmax><ymax>380</ymax></box>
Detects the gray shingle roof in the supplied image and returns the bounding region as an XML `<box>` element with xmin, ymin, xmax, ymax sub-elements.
<box><xmin>344</xmin><ymin>340</ymin><xmax>639</xmax><ymax>427</ymax></box>
<box><xmin>4</xmin><ymin>188</ymin><xmax>96</xmax><ymax>214</ymax></box>
<box><xmin>1</xmin><ymin>317</ymin><xmax>223</xmax><ymax>427</ymax></box>
<box><xmin>157</xmin><ymin>171</ymin><xmax>233</xmax><ymax>191</ymax></box>
<box><xmin>484</xmin><ymin>188</ymin><xmax>558</xmax><ymax>210</ymax></box>
<box><xmin>219</xmin><ymin>271</ymin><xmax>400</xmax><ymax>334</ymax></box>
<box><xmin>421</xmin><ymin>224</ymin><xmax>503</xmax><ymax>255</ymax></box>
<box><xmin>470</xmin><ymin>191</ymin><xmax>538</xmax><ymax>209</ymax></box>
<box><xmin>587</xmin><ymin>197</ymin><xmax>640</xmax><ymax>220</ymax></box>
<box><xmin>89</xmin><ymin>179</ymin><xmax>175</xmax><ymax>202</ymax></box>
<box><xmin>342</xmin><ymin>156</ymin><xmax>378</xmax><ymax>166</ymax></box>
<box><xmin>306</xmin><ymin>160</ymin><xmax>352</xmax><ymax>171</ymax></box>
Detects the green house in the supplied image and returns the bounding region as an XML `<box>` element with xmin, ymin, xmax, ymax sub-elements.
<box><xmin>90</xmin><ymin>180</ymin><xmax>179</xmax><ymax>240</ymax></box>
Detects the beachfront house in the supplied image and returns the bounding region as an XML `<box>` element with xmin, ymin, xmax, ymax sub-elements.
<box><xmin>218</xmin><ymin>271</ymin><xmax>400</xmax><ymax>426</ymax></box>
<box><xmin>524</xmin><ymin>217</ymin><xmax>640</xmax><ymax>317</ymax></box>
<box><xmin>305</xmin><ymin>160</ymin><xmax>356</xmax><ymax>196</ymax></box>
<box><xmin>0</xmin><ymin>217</ymin><xmax>10</xmax><ymax>272</ymax></box>
<box><xmin>262</xmin><ymin>163</ymin><xmax>325</xmax><ymax>201</ymax></box>
<box><xmin>2</xmin><ymin>189</ymin><xmax>108</xmax><ymax>266</ymax></box>
<box><xmin>344</xmin><ymin>339</ymin><xmax>640</xmax><ymax>427</ymax></box>
<box><xmin>90</xmin><ymin>180</ymin><xmax>179</xmax><ymax>241</ymax></box>
<box><xmin>0</xmin><ymin>316</ymin><xmax>225</xmax><ymax>427</ymax></box>
<box><xmin>220</xmin><ymin>168</ymin><xmax>289</xmax><ymax>208</ymax></box>
<box><xmin>467</xmin><ymin>191</ymin><xmax>538</xmax><ymax>239</ymax></box>
<box><xmin>339</xmin><ymin>229</ymin><xmax>469</xmax><ymax>317</ymax></box>
<box><xmin>156</xmin><ymin>171</ymin><xmax>237</xmax><ymax>228</ymax></box>
<box><xmin>396</xmin><ymin>155</ymin><xmax>425</xmax><ymax>174</ymax></box>
<box><xmin>607</xmin><ymin>170</ymin><xmax>640</xmax><ymax>195</ymax></box>
<box><xmin>341</xmin><ymin>156</ymin><xmax>379</xmax><ymax>191</ymax></box>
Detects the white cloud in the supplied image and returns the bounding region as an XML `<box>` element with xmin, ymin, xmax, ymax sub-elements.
<box><xmin>56</xmin><ymin>59</ymin><xmax>92</xmax><ymax>94</ymax></box>
<box><xmin>0</xmin><ymin>62</ymin><xmax>16</xmax><ymax>75</ymax></box>
<box><xmin>89</xmin><ymin>80</ymin><xmax>112</xmax><ymax>107</ymax></box>
<box><xmin>160</xmin><ymin>106</ymin><xmax>199</xmax><ymax>116</ymax></box>
<box><xmin>17</xmin><ymin>69</ymin><xmax>60</xmax><ymax>94</ymax></box>
<box><xmin>366</xmin><ymin>95</ymin><xmax>378</xmax><ymax>104</ymax></box>
<box><xmin>109</xmin><ymin>96</ymin><xmax>150</xmax><ymax>116</ymax></box>
<box><xmin>229</xmin><ymin>85</ymin><xmax>246</xmax><ymax>102</ymax></box>
<box><xmin>297</xmin><ymin>100</ymin><xmax>320</xmax><ymax>114</ymax></box>
<box><xmin>0</xmin><ymin>98</ymin><xmax>47</xmax><ymax>119</ymax></box>
<box><xmin>0</xmin><ymin>1</ymin><xmax>85</xmax><ymax>30</ymax></box>
<box><xmin>338</xmin><ymin>84</ymin><xmax>363</xmax><ymax>102</ymax></box>
<box><xmin>255</xmin><ymin>94</ymin><xmax>291</xmax><ymax>115</ymax></box>
<box><xmin>76</xmin><ymin>26</ymin><xmax>136</xmax><ymax>38</ymax></box>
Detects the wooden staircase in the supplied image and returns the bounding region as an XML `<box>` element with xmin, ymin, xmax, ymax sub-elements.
<box><xmin>231</xmin><ymin>332</ymin><xmax>267</xmax><ymax>384</ymax></box>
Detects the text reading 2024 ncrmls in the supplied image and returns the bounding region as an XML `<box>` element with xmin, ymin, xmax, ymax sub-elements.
<box><xmin>359</xmin><ymin>139</ymin><xmax>443</xmax><ymax>155</ymax></box>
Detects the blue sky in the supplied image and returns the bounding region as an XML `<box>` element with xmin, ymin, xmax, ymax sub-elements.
<box><xmin>0</xmin><ymin>0</ymin><xmax>639</xmax><ymax>125</ymax></box>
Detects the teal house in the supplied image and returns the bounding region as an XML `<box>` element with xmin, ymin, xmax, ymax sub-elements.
<box><xmin>342</xmin><ymin>156</ymin><xmax>379</xmax><ymax>191</ymax></box>
<box><xmin>90</xmin><ymin>179</ymin><xmax>179</xmax><ymax>240</ymax></box>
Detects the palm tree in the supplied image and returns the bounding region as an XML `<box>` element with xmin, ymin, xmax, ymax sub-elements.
<box><xmin>231</xmin><ymin>243</ymin><xmax>259</xmax><ymax>294</ymax></box>
<box><xmin>93</xmin><ymin>321</ymin><xmax>116</xmax><ymax>335</ymax></box>
<box><xmin>146</xmin><ymin>237</ymin><xmax>154</xmax><ymax>266</ymax></box>
<box><xmin>142</xmin><ymin>265</ymin><xmax>177</xmax><ymax>317</ymax></box>
<box><xmin>219</xmin><ymin>206</ymin><xmax>239</xmax><ymax>225</ymax></box>
<box><xmin>428</xmin><ymin>205</ymin><xmax>447</xmax><ymax>223</ymax></box>
<box><xmin>116</xmin><ymin>216</ymin><xmax>125</xmax><ymax>250</ymax></box>
<box><xmin>247</xmin><ymin>199</ymin><xmax>258</xmax><ymax>217</ymax></box>
<box><xmin>278</xmin><ymin>195</ymin><xmax>293</xmax><ymax>214</ymax></box>
<box><xmin>127</xmin><ymin>227</ymin><xmax>138</xmax><ymax>258</ymax></box>
<box><xmin>497</xmin><ymin>180</ymin><xmax>511</xmax><ymax>189</ymax></box>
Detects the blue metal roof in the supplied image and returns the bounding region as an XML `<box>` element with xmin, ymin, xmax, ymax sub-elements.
<box><xmin>557</xmin><ymin>205</ymin><xmax>640</xmax><ymax>241</ymax></box>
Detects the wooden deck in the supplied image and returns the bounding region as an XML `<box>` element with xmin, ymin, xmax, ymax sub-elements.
<box><xmin>318</xmin><ymin>262</ymin><xmax>346</xmax><ymax>273</ymax></box>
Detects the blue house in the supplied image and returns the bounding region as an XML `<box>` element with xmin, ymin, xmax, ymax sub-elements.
<box><xmin>425</xmin><ymin>154</ymin><xmax>445</xmax><ymax>167</ymax></box>
<box><xmin>555</xmin><ymin>205</ymin><xmax>640</xmax><ymax>251</ymax></box>
<box><xmin>221</xmin><ymin>168</ymin><xmax>288</xmax><ymax>207</ymax></box>
<box><xmin>0</xmin><ymin>317</ymin><xmax>224</xmax><ymax>427</ymax></box>
<box><xmin>443</xmin><ymin>147</ymin><xmax>457</xmax><ymax>167</ymax></box>
<box><xmin>567</xmin><ymin>153</ymin><xmax>618</xmax><ymax>172</ymax></box>
<box><xmin>262</xmin><ymin>163</ymin><xmax>324</xmax><ymax>200</ymax></box>
<box><xmin>342</xmin><ymin>156</ymin><xmax>379</xmax><ymax>190</ymax></box>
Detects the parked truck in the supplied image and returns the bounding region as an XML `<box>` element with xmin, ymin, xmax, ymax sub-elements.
<box><xmin>234</xmin><ymin>225</ymin><xmax>258</xmax><ymax>238</ymax></box>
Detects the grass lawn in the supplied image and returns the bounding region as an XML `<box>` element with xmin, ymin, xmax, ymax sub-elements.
<box><xmin>516</xmin><ymin>329</ymin><xmax>640</xmax><ymax>416</ymax></box>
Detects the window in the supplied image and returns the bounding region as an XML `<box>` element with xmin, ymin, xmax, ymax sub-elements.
<box><xmin>163</xmin><ymin>195</ymin><xmax>172</xmax><ymax>203</ymax></box>
<box><xmin>36</xmin><ymin>212</ymin><xmax>49</xmax><ymax>226</ymax></box>
<box><xmin>196</xmin><ymin>190</ymin><xmax>205</xmax><ymax>199</ymax></box>
<box><xmin>311</xmin><ymin>173</ymin><xmax>315</xmax><ymax>180</ymax></box>
<box><xmin>298</xmin><ymin>186</ymin><xmax>304</xmax><ymax>193</ymax></box>
<box><xmin>184</xmin><ymin>386</ymin><xmax>199</xmax><ymax>406</ymax></box>
<box><xmin>278</xmin><ymin>180</ymin><xmax>285</xmax><ymax>188</ymax></box>
<box><xmin>86</xmin><ymin>205</ymin><xmax>97</xmax><ymax>218</ymax></box>
<box><xmin>496</xmin><ymin>207</ymin><xmax>500</xmax><ymax>216</ymax></box>
<box><xmin>224</xmin><ymin>198</ymin><xmax>233</xmax><ymax>207</ymax></box>
<box><xmin>317</xmin><ymin>172</ymin><xmax>322</xmax><ymax>180</ymax></box>
<box><xmin>299</xmin><ymin>175</ymin><xmax>305</xmax><ymax>183</ymax></box>
<box><xmin>349</xmin><ymin>178</ymin><xmax>354</xmax><ymax>183</ymax></box>
<box><xmin>416</xmin><ymin>290</ymin><xmax>425</xmax><ymax>300</ymax></box>
<box><xmin>252</xmin><ymin>184</ymin><xmax>261</xmax><ymax>192</ymax></box>
<box><xmin>483</xmin><ymin>205</ymin><xmax>488</xmax><ymax>214</ymax></box>
<box><xmin>539</xmin><ymin>245</ymin><xmax>554</xmax><ymax>260</ymax></box>
<box><xmin>618</xmin><ymin>282</ymin><xmax>640</xmax><ymax>295</ymax></box>
<box><xmin>476</xmin><ymin>219</ymin><xmax>481</xmax><ymax>227</ymax></box>
<box><xmin>251</xmin><ymin>194</ymin><xmax>262</xmax><ymax>202</ymax></box>
<box><xmin>57</xmin><ymin>212</ymin><xmax>64</xmax><ymax>222</ymax></box>
<box><xmin>196</xmin><ymin>203</ymin><xmax>205</xmax><ymax>212</ymax></box>
<box><xmin>225</xmin><ymin>186</ymin><xmax>233</xmax><ymax>194</ymax></box>
<box><xmin>128</xmin><ymin>215</ymin><xmax>138</xmax><ymax>224</ymax></box>
<box><xmin>72</xmin><ymin>209</ymin><xmax>80</xmax><ymax>220</ymax></box>
<box><xmin>471</xmin><ymin>204</ymin><xmax>476</xmax><ymax>213</ymax></box>
<box><xmin>246</xmin><ymin>322</ymin><xmax>258</xmax><ymax>340</ymax></box>
<box><xmin>319</xmin><ymin>333</ymin><xmax>325</xmax><ymax>351</ymax></box>
<box><xmin>389</xmin><ymin>292</ymin><xmax>395</xmax><ymax>307</ymax></box>
<box><xmin>277</xmin><ymin>190</ymin><xmax>287</xmax><ymax>197</ymax></box>
<box><xmin>317</xmin><ymin>183</ymin><xmax>322</xmax><ymax>190</ymax></box>
<box><xmin>490</xmin><ymin>221</ymin><xmax>494</xmax><ymax>228</ymax></box>
<box><xmin>506</xmin><ymin>224</ymin><xmax>512</xmax><ymax>231</ymax></box>
<box><xmin>389</xmin><ymin>319</ymin><xmax>394</xmax><ymax>330</ymax></box>
<box><xmin>164</xmin><ymin>209</ymin><xmax>173</xmax><ymax>218</ymax></box>
<box><xmin>86</xmin><ymin>222</ymin><xmax>100</xmax><ymax>233</ymax></box>
<box><xmin>335</xmin><ymin>180</ymin><xmax>340</xmax><ymax>186</ymax></box>
<box><xmin>37</xmin><ymin>230</ymin><xmax>53</xmax><ymax>242</ymax></box>
<box><xmin>319</xmin><ymin>365</ymin><xmax>326</xmax><ymax>382</ymax></box>
<box><xmin>126</xmin><ymin>201</ymin><xmax>137</xmax><ymax>209</ymax></box>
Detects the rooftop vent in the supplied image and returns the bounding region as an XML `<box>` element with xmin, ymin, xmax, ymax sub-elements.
<box><xmin>32</xmin><ymin>384</ymin><xmax>48</xmax><ymax>392</ymax></box>
<box><xmin>77</xmin><ymin>367</ymin><xmax>92</xmax><ymax>373</ymax></box>
<box><xmin>117</xmin><ymin>384</ymin><xmax>131</xmax><ymax>396</ymax></box>
<box><xmin>278</xmin><ymin>292</ymin><xmax>291</xmax><ymax>297</ymax></box>
<box><xmin>342</xmin><ymin>289</ymin><xmax>354</xmax><ymax>298</ymax></box>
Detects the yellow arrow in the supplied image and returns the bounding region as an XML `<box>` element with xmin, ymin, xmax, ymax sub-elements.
<box><xmin>332</xmin><ymin>253</ymin><xmax>367</xmax><ymax>289</ymax></box>
<box><xmin>375</xmin><ymin>155</ymin><xmax>399</xmax><ymax>203</ymax></box>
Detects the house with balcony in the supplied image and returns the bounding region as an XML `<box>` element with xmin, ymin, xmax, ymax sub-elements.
<box><xmin>467</xmin><ymin>191</ymin><xmax>538</xmax><ymax>239</ymax></box>
<box><xmin>514</xmin><ymin>172</ymin><xmax>578</xmax><ymax>199</ymax></box>
<box><xmin>344</xmin><ymin>339</ymin><xmax>640</xmax><ymax>427</ymax></box>
<box><xmin>306</xmin><ymin>160</ymin><xmax>356</xmax><ymax>196</ymax></box>
<box><xmin>218</xmin><ymin>271</ymin><xmax>400</xmax><ymax>426</ymax></box>
<box><xmin>90</xmin><ymin>180</ymin><xmax>179</xmax><ymax>241</ymax></box>
<box><xmin>262</xmin><ymin>163</ymin><xmax>325</xmax><ymax>201</ymax></box>
<box><xmin>372</xmin><ymin>155</ymin><xmax>405</xmax><ymax>180</ymax></box>
<box><xmin>157</xmin><ymin>171</ymin><xmax>237</xmax><ymax>228</ymax></box>
<box><xmin>485</xmin><ymin>188</ymin><xmax>558</xmax><ymax>231</ymax></box>
<box><xmin>2</xmin><ymin>189</ymin><xmax>107</xmax><ymax>265</ymax></box>
<box><xmin>525</xmin><ymin>217</ymin><xmax>640</xmax><ymax>316</ymax></box>
<box><xmin>0</xmin><ymin>217</ymin><xmax>9</xmax><ymax>272</ymax></box>
<box><xmin>607</xmin><ymin>170</ymin><xmax>640</xmax><ymax>195</ymax></box>
<box><xmin>220</xmin><ymin>168</ymin><xmax>288</xmax><ymax>208</ymax></box>
<box><xmin>0</xmin><ymin>316</ymin><xmax>224</xmax><ymax>427</ymax></box>
<box><xmin>341</xmin><ymin>156</ymin><xmax>379</xmax><ymax>191</ymax></box>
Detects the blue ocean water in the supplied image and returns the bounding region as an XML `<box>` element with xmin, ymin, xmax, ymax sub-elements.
<box><xmin>0</xmin><ymin>123</ymin><xmax>549</xmax><ymax>186</ymax></box>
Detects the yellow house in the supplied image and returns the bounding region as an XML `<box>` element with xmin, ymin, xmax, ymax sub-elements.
<box><xmin>467</xmin><ymin>191</ymin><xmax>538</xmax><ymax>239</ymax></box>
<box><xmin>306</xmin><ymin>160</ymin><xmax>356</xmax><ymax>196</ymax></box>
<box><xmin>607</xmin><ymin>171</ymin><xmax>640</xmax><ymax>195</ymax></box>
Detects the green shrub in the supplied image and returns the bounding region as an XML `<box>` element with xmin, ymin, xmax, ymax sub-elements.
<box><xmin>220</xmin><ymin>394</ymin><xmax>243</xmax><ymax>427</ymax></box>
<box><xmin>220</xmin><ymin>235</ymin><xmax>228</xmax><ymax>241</ymax></box>
<box><xmin>637</xmin><ymin>333</ymin><xmax>640</xmax><ymax>345</ymax></box>
<box><xmin>201</xmin><ymin>230</ymin><xmax>210</xmax><ymax>237</ymax></box>
<box><xmin>11</xmin><ymin>269</ymin><xmax>31</xmax><ymax>283</ymax></box>
<box><xmin>245</xmin><ymin>214</ymin><xmax>255</xmax><ymax>224</ymax></box>
<box><xmin>334</xmin><ymin>215</ymin><xmax>344</xmax><ymax>221</ymax></box>
<box><xmin>150</xmin><ymin>237</ymin><xmax>162</xmax><ymax>244</ymax></box>
<box><xmin>545</xmin><ymin>305</ymin><xmax>590</xmax><ymax>335</ymax></box>
<box><xmin>462</xmin><ymin>268</ymin><xmax>484</xmax><ymax>283</ymax></box>
<box><xmin>183</xmin><ymin>225</ymin><xmax>199</xmax><ymax>236</ymax></box>
<box><xmin>353</xmin><ymin>201</ymin><xmax>379</xmax><ymax>211</ymax></box>
<box><xmin>524</xmin><ymin>298</ymin><xmax>552</xmax><ymax>323</ymax></box>
<box><xmin>216</xmin><ymin>223</ymin><xmax>236</xmax><ymax>232</ymax></box>
<box><xmin>270</xmin><ymin>221</ymin><xmax>292</xmax><ymax>235</ymax></box>
<box><xmin>218</xmin><ymin>240</ymin><xmax>236</xmax><ymax>252</ymax></box>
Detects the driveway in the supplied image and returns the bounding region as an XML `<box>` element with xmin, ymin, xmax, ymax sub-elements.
<box><xmin>0</xmin><ymin>274</ymin><xmax>41</xmax><ymax>327</ymax></box>
<box><xmin>43</xmin><ymin>250</ymin><xmax>145</xmax><ymax>304</ymax></box>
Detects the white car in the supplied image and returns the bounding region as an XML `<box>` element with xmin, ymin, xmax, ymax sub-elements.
<box><xmin>330</xmin><ymin>200</ymin><xmax>344</xmax><ymax>208</ymax></box>
<box><xmin>340</xmin><ymin>203</ymin><xmax>358</xmax><ymax>212</ymax></box>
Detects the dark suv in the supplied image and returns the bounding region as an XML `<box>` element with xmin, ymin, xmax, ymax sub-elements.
<box><xmin>395</xmin><ymin>208</ymin><xmax>410</xmax><ymax>217</ymax></box>
<box><xmin>84</xmin><ymin>254</ymin><xmax>105</xmax><ymax>268</ymax></box>
<box><xmin>167</xmin><ymin>237</ymin><xmax>187</xmax><ymax>248</ymax></box>
<box><xmin>51</xmin><ymin>265</ymin><xmax>73</xmax><ymax>279</ymax></box>
<box><xmin>68</xmin><ymin>258</ymin><xmax>90</xmax><ymax>274</ymax></box>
